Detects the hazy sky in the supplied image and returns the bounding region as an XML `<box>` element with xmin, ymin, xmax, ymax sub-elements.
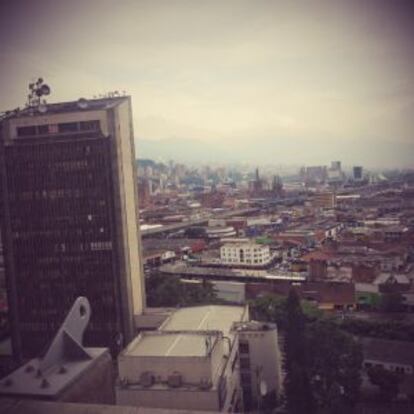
<box><xmin>1</xmin><ymin>0</ymin><xmax>413</xmax><ymax>167</ymax></box>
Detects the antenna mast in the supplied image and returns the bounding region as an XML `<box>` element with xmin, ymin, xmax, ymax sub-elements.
<box><xmin>27</xmin><ymin>77</ymin><xmax>51</xmax><ymax>109</ymax></box>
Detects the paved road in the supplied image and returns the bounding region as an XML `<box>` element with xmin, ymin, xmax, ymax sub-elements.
<box><xmin>141</xmin><ymin>208</ymin><xmax>259</xmax><ymax>237</ymax></box>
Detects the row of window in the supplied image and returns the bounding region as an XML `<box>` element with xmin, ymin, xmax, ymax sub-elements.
<box><xmin>222</xmin><ymin>252</ymin><xmax>269</xmax><ymax>256</ymax></box>
<box><xmin>223</xmin><ymin>258</ymin><xmax>266</xmax><ymax>264</ymax></box>
<box><xmin>12</xmin><ymin>214</ymin><xmax>109</xmax><ymax>232</ymax></box>
<box><xmin>90</xmin><ymin>241</ymin><xmax>113</xmax><ymax>251</ymax></box>
<box><xmin>17</xmin><ymin>120</ymin><xmax>100</xmax><ymax>137</ymax></box>
<box><xmin>221</xmin><ymin>249</ymin><xmax>269</xmax><ymax>256</ymax></box>
<box><xmin>11</xmin><ymin>188</ymin><xmax>99</xmax><ymax>201</ymax></box>
<box><xmin>7</xmin><ymin>147</ymin><xmax>108</xmax><ymax>175</ymax></box>
<box><xmin>239</xmin><ymin>332</ymin><xmax>265</xmax><ymax>339</ymax></box>
<box><xmin>9</xmin><ymin>170</ymin><xmax>108</xmax><ymax>191</ymax></box>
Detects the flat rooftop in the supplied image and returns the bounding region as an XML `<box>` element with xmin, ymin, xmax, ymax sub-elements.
<box><xmin>160</xmin><ymin>305</ymin><xmax>247</xmax><ymax>337</ymax></box>
<box><xmin>125</xmin><ymin>332</ymin><xmax>219</xmax><ymax>357</ymax></box>
<box><xmin>221</xmin><ymin>242</ymin><xmax>265</xmax><ymax>248</ymax></box>
<box><xmin>2</xmin><ymin>96</ymin><xmax>128</xmax><ymax>120</ymax></box>
<box><xmin>125</xmin><ymin>306</ymin><xmax>246</xmax><ymax>360</ymax></box>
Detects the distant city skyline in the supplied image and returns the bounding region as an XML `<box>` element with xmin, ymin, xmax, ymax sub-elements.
<box><xmin>1</xmin><ymin>0</ymin><xmax>414</xmax><ymax>168</ymax></box>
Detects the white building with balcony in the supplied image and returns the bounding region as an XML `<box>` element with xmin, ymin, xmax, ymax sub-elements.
<box><xmin>220</xmin><ymin>239</ymin><xmax>271</xmax><ymax>266</ymax></box>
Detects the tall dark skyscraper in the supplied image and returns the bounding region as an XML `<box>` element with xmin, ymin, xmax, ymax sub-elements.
<box><xmin>0</xmin><ymin>96</ymin><xmax>145</xmax><ymax>359</ymax></box>
<box><xmin>353</xmin><ymin>166</ymin><xmax>363</xmax><ymax>181</ymax></box>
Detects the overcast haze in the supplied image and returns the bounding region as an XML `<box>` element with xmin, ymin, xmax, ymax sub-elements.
<box><xmin>1</xmin><ymin>0</ymin><xmax>413</xmax><ymax>167</ymax></box>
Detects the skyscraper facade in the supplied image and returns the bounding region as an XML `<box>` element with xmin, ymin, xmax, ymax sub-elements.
<box><xmin>0</xmin><ymin>96</ymin><xmax>145</xmax><ymax>359</ymax></box>
<box><xmin>353</xmin><ymin>166</ymin><xmax>363</xmax><ymax>181</ymax></box>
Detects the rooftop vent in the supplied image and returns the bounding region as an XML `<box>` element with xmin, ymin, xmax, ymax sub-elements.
<box><xmin>140</xmin><ymin>371</ymin><xmax>154</xmax><ymax>387</ymax></box>
<box><xmin>119</xmin><ymin>377</ymin><xmax>129</xmax><ymax>389</ymax></box>
<box><xmin>37</xmin><ymin>103</ymin><xmax>48</xmax><ymax>114</ymax></box>
<box><xmin>77</xmin><ymin>98</ymin><xmax>88</xmax><ymax>110</ymax></box>
<box><xmin>168</xmin><ymin>372</ymin><xmax>182</xmax><ymax>388</ymax></box>
<box><xmin>199</xmin><ymin>378</ymin><xmax>212</xmax><ymax>390</ymax></box>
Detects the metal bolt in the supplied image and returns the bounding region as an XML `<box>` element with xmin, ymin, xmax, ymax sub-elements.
<box><xmin>58</xmin><ymin>365</ymin><xmax>67</xmax><ymax>374</ymax></box>
<box><xmin>3</xmin><ymin>378</ymin><xmax>12</xmax><ymax>387</ymax></box>
<box><xmin>25</xmin><ymin>364</ymin><xmax>35</xmax><ymax>373</ymax></box>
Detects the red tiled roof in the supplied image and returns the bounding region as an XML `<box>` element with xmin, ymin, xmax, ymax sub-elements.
<box><xmin>301</xmin><ymin>250</ymin><xmax>334</xmax><ymax>262</ymax></box>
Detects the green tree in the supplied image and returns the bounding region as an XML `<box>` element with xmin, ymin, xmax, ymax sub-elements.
<box><xmin>181</xmin><ymin>278</ymin><xmax>217</xmax><ymax>306</ymax></box>
<box><xmin>249</xmin><ymin>295</ymin><xmax>288</xmax><ymax>328</ymax></box>
<box><xmin>367</xmin><ymin>366</ymin><xmax>401</xmax><ymax>402</ymax></box>
<box><xmin>301</xmin><ymin>299</ymin><xmax>323</xmax><ymax>321</ymax></box>
<box><xmin>250</xmin><ymin>294</ymin><xmax>322</xmax><ymax>330</ymax></box>
<box><xmin>146</xmin><ymin>272</ymin><xmax>217</xmax><ymax>307</ymax></box>
<box><xmin>284</xmin><ymin>289</ymin><xmax>316</xmax><ymax>414</ymax></box>
<box><xmin>338</xmin><ymin>317</ymin><xmax>414</xmax><ymax>342</ymax></box>
<box><xmin>307</xmin><ymin>320</ymin><xmax>363</xmax><ymax>412</ymax></box>
<box><xmin>146</xmin><ymin>272</ymin><xmax>184</xmax><ymax>307</ymax></box>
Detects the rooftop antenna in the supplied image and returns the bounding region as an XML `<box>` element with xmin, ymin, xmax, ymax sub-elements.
<box><xmin>27</xmin><ymin>77</ymin><xmax>51</xmax><ymax>114</ymax></box>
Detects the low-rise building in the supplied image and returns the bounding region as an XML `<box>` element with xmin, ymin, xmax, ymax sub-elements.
<box><xmin>117</xmin><ymin>330</ymin><xmax>235</xmax><ymax>411</ymax></box>
<box><xmin>117</xmin><ymin>305</ymin><xmax>248</xmax><ymax>412</ymax></box>
<box><xmin>361</xmin><ymin>337</ymin><xmax>414</xmax><ymax>400</ymax></box>
<box><xmin>374</xmin><ymin>273</ymin><xmax>411</xmax><ymax>293</ymax></box>
<box><xmin>116</xmin><ymin>305</ymin><xmax>283</xmax><ymax>412</ymax></box>
<box><xmin>220</xmin><ymin>240</ymin><xmax>271</xmax><ymax>266</ymax></box>
<box><xmin>312</xmin><ymin>192</ymin><xmax>336</xmax><ymax>209</ymax></box>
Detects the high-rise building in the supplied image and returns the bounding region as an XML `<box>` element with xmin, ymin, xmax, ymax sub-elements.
<box><xmin>303</xmin><ymin>165</ymin><xmax>327</xmax><ymax>184</ymax></box>
<box><xmin>330</xmin><ymin>161</ymin><xmax>341</xmax><ymax>171</ymax></box>
<box><xmin>271</xmin><ymin>175</ymin><xmax>283</xmax><ymax>196</ymax></box>
<box><xmin>248</xmin><ymin>168</ymin><xmax>263</xmax><ymax>195</ymax></box>
<box><xmin>0</xmin><ymin>96</ymin><xmax>145</xmax><ymax>359</ymax></box>
<box><xmin>137</xmin><ymin>177</ymin><xmax>151</xmax><ymax>208</ymax></box>
<box><xmin>353</xmin><ymin>166</ymin><xmax>363</xmax><ymax>181</ymax></box>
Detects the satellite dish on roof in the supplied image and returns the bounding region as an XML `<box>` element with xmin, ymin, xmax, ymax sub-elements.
<box><xmin>37</xmin><ymin>103</ymin><xmax>48</xmax><ymax>114</ymax></box>
<box><xmin>77</xmin><ymin>98</ymin><xmax>88</xmax><ymax>109</ymax></box>
<box><xmin>41</xmin><ymin>84</ymin><xmax>51</xmax><ymax>96</ymax></box>
<box><xmin>27</xmin><ymin>78</ymin><xmax>51</xmax><ymax>108</ymax></box>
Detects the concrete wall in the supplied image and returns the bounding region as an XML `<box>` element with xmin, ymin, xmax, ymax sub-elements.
<box><xmin>117</xmin><ymin>342</ymin><xmax>241</xmax><ymax>412</ymax></box>
<box><xmin>238</xmin><ymin>328</ymin><xmax>282</xmax><ymax>400</ymax></box>
<box><xmin>213</xmin><ymin>281</ymin><xmax>245</xmax><ymax>304</ymax></box>
<box><xmin>59</xmin><ymin>350</ymin><xmax>115</xmax><ymax>404</ymax></box>
<box><xmin>219</xmin><ymin>339</ymin><xmax>242</xmax><ymax>412</ymax></box>
<box><xmin>114</xmin><ymin>99</ymin><xmax>145</xmax><ymax>317</ymax></box>
<box><xmin>0</xmin><ymin>398</ymin><xmax>222</xmax><ymax>414</ymax></box>
<box><xmin>118</xmin><ymin>355</ymin><xmax>212</xmax><ymax>384</ymax></box>
<box><xmin>116</xmin><ymin>388</ymin><xmax>219</xmax><ymax>411</ymax></box>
